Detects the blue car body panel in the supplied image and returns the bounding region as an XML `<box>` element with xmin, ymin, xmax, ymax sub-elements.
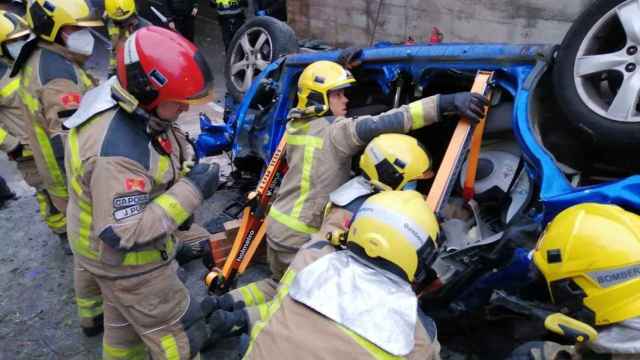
<box><xmin>206</xmin><ymin>42</ymin><xmax>640</xmax><ymax>223</ymax></box>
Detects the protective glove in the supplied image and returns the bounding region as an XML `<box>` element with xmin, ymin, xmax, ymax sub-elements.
<box><xmin>337</xmin><ymin>47</ymin><xmax>363</xmax><ymax>70</ymax></box>
<box><xmin>175</xmin><ymin>238</ymin><xmax>207</xmax><ymax>265</ymax></box>
<box><xmin>201</xmin><ymin>294</ymin><xmax>242</xmax><ymax>319</ymax></box>
<box><xmin>185</xmin><ymin>163</ymin><xmax>220</xmax><ymax>200</ymax></box>
<box><xmin>438</xmin><ymin>92</ymin><xmax>489</xmax><ymax>124</ymax></box>
<box><xmin>207</xmin><ymin>309</ymin><xmax>248</xmax><ymax>344</ymax></box>
<box><xmin>7</xmin><ymin>143</ymin><xmax>23</xmax><ymax>161</ymax></box>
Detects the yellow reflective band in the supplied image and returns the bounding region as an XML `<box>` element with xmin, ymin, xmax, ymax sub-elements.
<box><xmin>103</xmin><ymin>341</ymin><xmax>148</xmax><ymax>360</ymax></box>
<box><xmin>256</xmin><ymin>302</ymin><xmax>269</xmax><ymax>321</ymax></box>
<box><xmin>76</xmin><ymin>296</ymin><xmax>104</xmax><ymax>319</ymax></box>
<box><xmin>160</xmin><ymin>334</ymin><xmax>180</xmax><ymax>360</ymax></box>
<box><xmin>21</xmin><ymin>65</ymin><xmax>32</xmax><ymax>87</ymax></box>
<box><xmin>46</xmin><ymin>212</ymin><xmax>66</xmax><ymax>230</ymax></box>
<box><xmin>108</xmin><ymin>23</ymin><xmax>120</xmax><ymax>37</ymax></box>
<box><xmin>154</xmin><ymin>155</ymin><xmax>170</xmax><ymax>184</ymax></box>
<box><xmin>19</xmin><ymin>88</ymin><xmax>39</xmax><ymax>114</ymax></box>
<box><xmin>122</xmin><ymin>237</ymin><xmax>175</xmax><ymax>266</ymax></box>
<box><xmin>268</xmin><ymin>207</ymin><xmax>319</xmax><ymax>235</ymax></box>
<box><xmin>33</xmin><ymin>122</ymin><xmax>67</xmax><ymax>198</ymax></box>
<box><xmin>0</xmin><ymin>128</ymin><xmax>7</xmax><ymax>144</ymax></box>
<box><xmin>245</xmin><ymin>269</ymin><xmax>297</xmax><ymax>359</ymax></box>
<box><xmin>248</xmin><ymin>283</ymin><xmax>266</xmax><ymax>305</ymax></box>
<box><xmin>154</xmin><ymin>194</ymin><xmax>190</xmax><ymax>225</ymax></box>
<box><xmin>239</xmin><ymin>286</ymin><xmax>255</xmax><ymax>306</ymax></box>
<box><xmin>22</xmin><ymin>148</ymin><xmax>33</xmax><ymax>157</ymax></box>
<box><xmin>0</xmin><ymin>78</ymin><xmax>19</xmax><ymax>98</ymax></box>
<box><xmin>68</xmin><ymin>128</ymin><xmax>99</xmax><ymax>259</ymax></box>
<box><xmin>409</xmin><ymin>101</ymin><xmax>425</xmax><ymax>129</ymax></box>
<box><xmin>79</xmin><ymin>70</ymin><xmax>93</xmax><ymax>88</ymax></box>
<box><xmin>285</xmin><ymin>134</ymin><xmax>323</xmax><ymax>148</ymax></box>
<box><xmin>337</xmin><ymin>324</ymin><xmax>405</xmax><ymax>360</ymax></box>
<box><xmin>290</xmin><ymin>136</ymin><xmax>323</xmax><ymax>218</ymax></box>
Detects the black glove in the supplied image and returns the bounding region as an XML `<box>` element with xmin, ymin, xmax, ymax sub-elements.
<box><xmin>186</xmin><ymin>163</ymin><xmax>220</xmax><ymax>200</ymax></box>
<box><xmin>201</xmin><ymin>294</ymin><xmax>241</xmax><ymax>319</ymax></box>
<box><xmin>7</xmin><ymin>143</ymin><xmax>23</xmax><ymax>161</ymax></box>
<box><xmin>207</xmin><ymin>309</ymin><xmax>248</xmax><ymax>344</ymax></box>
<box><xmin>337</xmin><ymin>47</ymin><xmax>363</xmax><ymax>70</ymax></box>
<box><xmin>438</xmin><ymin>92</ymin><xmax>489</xmax><ymax>124</ymax></box>
<box><xmin>175</xmin><ymin>239</ymin><xmax>208</xmax><ymax>265</ymax></box>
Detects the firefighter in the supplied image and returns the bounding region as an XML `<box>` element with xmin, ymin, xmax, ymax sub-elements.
<box><xmin>205</xmin><ymin>59</ymin><xmax>487</xmax><ymax>323</ymax></box>
<box><xmin>13</xmin><ymin>0</ymin><xmax>104</xmax><ymax>335</ymax></box>
<box><xmin>241</xmin><ymin>190</ymin><xmax>442</xmax><ymax>359</ymax></box>
<box><xmin>14</xmin><ymin>0</ymin><xmax>102</xmax><ymax>250</ymax></box>
<box><xmin>64</xmin><ymin>26</ymin><xmax>220</xmax><ymax>358</ymax></box>
<box><xmin>509</xmin><ymin>203</ymin><xmax>640</xmax><ymax>359</ymax></box>
<box><xmin>211</xmin><ymin>0</ymin><xmax>247</xmax><ymax>50</ymax></box>
<box><xmin>0</xmin><ymin>11</ymin><xmax>40</xmax><ymax>193</ymax></box>
<box><xmin>104</xmin><ymin>0</ymin><xmax>150</xmax><ymax>76</ymax></box>
<box><xmin>204</xmin><ymin>133</ymin><xmax>434</xmax><ymax>330</ymax></box>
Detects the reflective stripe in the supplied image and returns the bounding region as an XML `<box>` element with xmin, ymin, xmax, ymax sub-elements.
<box><xmin>35</xmin><ymin>191</ymin><xmax>67</xmax><ymax>231</ymax></box>
<box><xmin>0</xmin><ymin>128</ymin><xmax>7</xmax><ymax>144</ymax></box>
<box><xmin>121</xmin><ymin>236</ymin><xmax>174</xmax><ymax>266</ymax></box>
<box><xmin>154</xmin><ymin>155</ymin><xmax>170</xmax><ymax>184</ymax></box>
<box><xmin>408</xmin><ymin>101</ymin><xmax>425</xmax><ymax>129</ymax></box>
<box><xmin>108</xmin><ymin>23</ymin><xmax>120</xmax><ymax>37</ymax></box>
<box><xmin>68</xmin><ymin>128</ymin><xmax>99</xmax><ymax>260</ymax></box>
<box><xmin>239</xmin><ymin>286</ymin><xmax>255</xmax><ymax>306</ymax></box>
<box><xmin>103</xmin><ymin>341</ymin><xmax>147</xmax><ymax>360</ymax></box>
<box><xmin>79</xmin><ymin>69</ymin><xmax>93</xmax><ymax>88</ymax></box>
<box><xmin>19</xmin><ymin>88</ymin><xmax>39</xmax><ymax>114</ymax></box>
<box><xmin>0</xmin><ymin>77</ymin><xmax>19</xmax><ymax>97</ymax></box>
<box><xmin>248</xmin><ymin>283</ymin><xmax>266</xmax><ymax>305</ymax></box>
<box><xmin>337</xmin><ymin>324</ymin><xmax>405</xmax><ymax>360</ymax></box>
<box><xmin>244</xmin><ymin>269</ymin><xmax>297</xmax><ymax>358</ymax></box>
<box><xmin>256</xmin><ymin>302</ymin><xmax>269</xmax><ymax>321</ymax></box>
<box><xmin>287</xmin><ymin>135</ymin><xmax>323</xmax><ymax>219</ymax></box>
<box><xmin>76</xmin><ymin>296</ymin><xmax>104</xmax><ymax>319</ymax></box>
<box><xmin>268</xmin><ymin>207</ymin><xmax>319</xmax><ymax>235</ymax></box>
<box><xmin>238</xmin><ymin>283</ymin><xmax>267</xmax><ymax>306</ymax></box>
<box><xmin>160</xmin><ymin>334</ymin><xmax>180</xmax><ymax>360</ymax></box>
<box><xmin>154</xmin><ymin>194</ymin><xmax>190</xmax><ymax>225</ymax></box>
<box><xmin>33</xmin><ymin>122</ymin><xmax>67</xmax><ymax>198</ymax></box>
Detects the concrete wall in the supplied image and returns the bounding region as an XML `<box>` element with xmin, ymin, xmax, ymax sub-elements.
<box><xmin>288</xmin><ymin>0</ymin><xmax>596</xmax><ymax>47</ymax></box>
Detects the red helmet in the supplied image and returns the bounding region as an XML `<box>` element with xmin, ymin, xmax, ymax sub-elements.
<box><xmin>116</xmin><ymin>26</ymin><xmax>214</xmax><ymax>110</ymax></box>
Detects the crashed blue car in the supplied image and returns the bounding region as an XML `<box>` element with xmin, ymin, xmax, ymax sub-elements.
<box><xmin>200</xmin><ymin>40</ymin><xmax>640</xmax><ymax>225</ymax></box>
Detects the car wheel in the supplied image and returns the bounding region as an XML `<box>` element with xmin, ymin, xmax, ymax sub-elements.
<box><xmin>554</xmin><ymin>0</ymin><xmax>640</xmax><ymax>150</ymax></box>
<box><xmin>225</xmin><ymin>16</ymin><xmax>298</xmax><ymax>101</ymax></box>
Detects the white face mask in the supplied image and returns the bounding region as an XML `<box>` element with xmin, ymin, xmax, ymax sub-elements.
<box><xmin>65</xmin><ymin>29</ymin><xmax>95</xmax><ymax>56</ymax></box>
<box><xmin>5</xmin><ymin>39</ymin><xmax>25</xmax><ymax>60</ymax></box>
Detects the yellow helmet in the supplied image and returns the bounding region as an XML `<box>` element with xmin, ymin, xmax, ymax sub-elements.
<box><xmin>26</xmin><ymin>0</ymin><xmax>103</xmax><ymax>42</ymax></box>
<box><xmin>0</xmin><ymin>11</ymin><xmax>30</xmax><ymax>57</ymax></box>
<box><xmin>347</xmin><ymin>190</ymin><xmax>440</xmax><ymax>282</ymax></box>
<box><xmin>533</xmin><ymin>203</ymin><xmax>640</xmax><ymax>326</ymax></box>
<box><xmin>359</xmin><ymin>134</ymin><xmax>431</xmax><ymax>191</ymax></box>
<box><xmin>105</xmin><ymin>0</ymin><xmax>136</xmax><ymax>21</ymax></box>
<box><xmin>296</xmin><ymin>60</ymin><xmax>355</xmax><ymax>116</ymax></box>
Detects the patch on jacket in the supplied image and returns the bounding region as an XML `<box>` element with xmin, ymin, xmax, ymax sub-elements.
<box><xmin>113</xmin><ymin>192</ymin><xmax>149</xmax><ymax>209</ymax></box>
<box><xmin>60</xmin><ymin>92</ymin><xmax>81</xmax><ymax>108</ymax></box>
<box><xmin>113</xmin><ymin>191</ymin><xmax>149</xmax><ymax>221</ymax></box>
<box><xmin>125</xmin><ymin>178</ymin><xmax>146</xmax><ymax>192</ymax></box>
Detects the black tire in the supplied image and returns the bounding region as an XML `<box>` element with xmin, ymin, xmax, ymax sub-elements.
<box><xmin>225</xmin><ymin>16</ymin><xmax>298</xmax><ymax>102</ymax></box>
<box><xmin>553</xmin><ymin>0</ymin><xmax>640</xmax><ymax>150</ymax></box>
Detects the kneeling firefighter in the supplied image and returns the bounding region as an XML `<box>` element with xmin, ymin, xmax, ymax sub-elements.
<box><xmin>203</xmin><ymin>133</ymin><xmax>434</xmax><ymax>330</ymax></box>
<box><xmin>0</xmin><ymin>11</ymin><xmax>40</xmax><ymax>193</ymax></box>
<box><xmin>511</xmin><ymin>203</ymin><xmax>640</xmax><ymax>359</ymax></box>
<box><xmin>239</xmin><ymin>190</ymin><xmax>442</xmax><ymax>359</ymax></box>
<box><xmin>211</xmin><ymin>58</ymin><xmax>488</xmax><ymax>320</ymax></box>
<box><xmin>64</xmin><ymin>26</ymin><xmax>222</xmax><ymax>358</ymax></box>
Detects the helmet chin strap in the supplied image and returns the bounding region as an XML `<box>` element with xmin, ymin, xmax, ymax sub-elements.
<box><xmin>111</xmin><ymin>81</ymin><xmax>172</xmax><ymax>153</ymax></box>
